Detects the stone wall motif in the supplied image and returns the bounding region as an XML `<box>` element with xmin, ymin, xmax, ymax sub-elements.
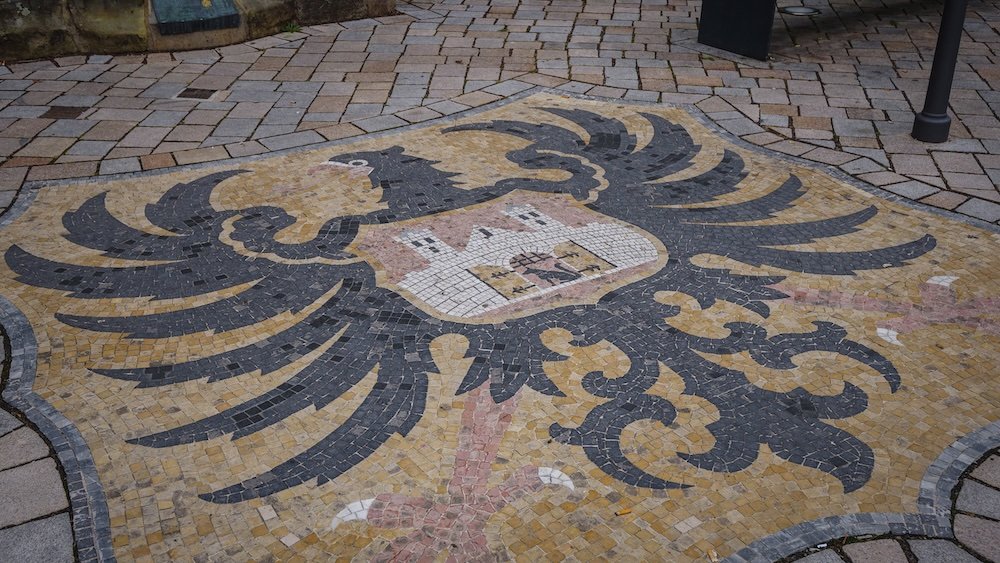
<box><xmin>0</xmin><ymin>0</ymin><xmax>396</xmax><ymax>61</ymax></box>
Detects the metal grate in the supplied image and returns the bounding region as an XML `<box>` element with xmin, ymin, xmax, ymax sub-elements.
<box><xmin>177</xmin><ymin>88</ymin><xmax>217</xmax><ymax>100</ymax></box>
<box><xmin>41</xmin><ymin>106</ymin><xmax>87</xmax><ymax>119</ymax></box>
<box><xmin>152</xmin><ymin>0</ymin><xmax>241</xmax><ymax>36</ymax></box>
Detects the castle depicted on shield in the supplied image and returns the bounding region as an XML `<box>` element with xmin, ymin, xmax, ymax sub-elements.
<box><xmin>394</xmin><ymin>202</ymin><xmax>659</xmax><ymax>318</ymax></box>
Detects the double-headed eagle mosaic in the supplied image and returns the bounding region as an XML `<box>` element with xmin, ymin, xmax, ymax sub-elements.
<box><xmin>7</xmin><ymin>107</ymin><xmax>935</xmax><ymax>503</ymax></box>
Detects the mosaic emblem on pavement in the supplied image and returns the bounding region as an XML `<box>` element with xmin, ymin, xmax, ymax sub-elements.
<box><xmin>1</xmin><ymin>93</ymin><xmax>997</xmax><ymax>560</ymax></box>
<box><xmin>357</xmin><ymin>193</ymin><xmax>663</xmax><ymax>320</ymax></box>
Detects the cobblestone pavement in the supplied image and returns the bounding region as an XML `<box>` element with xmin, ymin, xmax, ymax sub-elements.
<box><xmin>0</xmin><ymin>1</ymin><xmax>998</xmax><ymax>562</ymax></box>
<box><xmin>781</xmin><ymin>449</ymin><xmax>1000</xmax><ymax>562</ymax></box>
<box><xmin>0</xmin><ymin>404</ymin><xmax>73</xmax><ymax>562</ymax></box>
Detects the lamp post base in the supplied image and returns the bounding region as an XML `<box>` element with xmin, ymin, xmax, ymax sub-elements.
<box><xmin>912</xmin><ymin>112</ymin><xmax>953</xmax><ymax>144</ymax></box>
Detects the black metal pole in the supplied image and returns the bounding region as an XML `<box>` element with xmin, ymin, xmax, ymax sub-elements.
<box><xmin>912</xmin><ymin>0</ymin><xmax>969</xmax><ymax>143</ymax></box>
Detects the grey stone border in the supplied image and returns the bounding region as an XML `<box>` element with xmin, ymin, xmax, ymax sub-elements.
<box><xmin>0</xmin><ymin>294</ymin><xmax>115</xmax><ymax>563</ymax></box>
<box><xmin>725</xmin><ymin>422</ymin><xmax>1000</xmax><ymax>562</ymax></box>
<box><xmin>0</xmin><ymin>182</ymin><xmax>39</xmax><ymax>229</ymax></box>
<box><xmin>0</xmin><ymin>87</ymin><xmax>997</xmax><ymax>563</ymax></box>
<box><xmin>918</xmin><ymin>421</ymin><xmax>1000</xmax><ymax>522</ymax></box>
<box><xmin>726</xmin><ymin>514</ymin><xmax>947</xmax><ymax>562</ymax></box>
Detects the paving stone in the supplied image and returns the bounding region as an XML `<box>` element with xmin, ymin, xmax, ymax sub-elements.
<box><xmin>262</xmin><ymin>107</ymin><xmax>306</xmax><ymax>125</ymax></box>
<box><xmin>225</xmin><ymin>141</ymin><xmax>268</xmax><ymax>157</ymax></box>
<box><xmin>66</xmin><ymin>140</ymin><xmax>116</xmax><ymax>157</ymax></box>
<box><xmin>184</xmin><ymin>109</ymin><xmax>229</xmax><ymax>126</ymax></box>
<box><xmin>482</xmin><ymin>80</ymin><xmax>533</xmax><ymax>96</ymax></box>
<box><xmin>0</xmin><ymin>167</ymin><xmax>28</xmax><ymax>191</ymax></box>
<box><xmin>200</xmin><ymin>136</ymin><xmax>244</xmax><ymax>148</ymax></box>
<box><xmin>802</xmin><ymin>147</ymin><xmax>856</xmax><ymax>165</ymax></box>
<box><xmin>933</xmin><ymin>138</ymin><xmax>988</xmax><ymax>154</ymax></box>
<box><xmin>891</xmin><ymin>154</ymin><xmax>939</xmax><ymax>176</ymax></box>
<box><xmin>226</xmin><ymin>89</ymin><xmax>283</xmax><ymax>103</ymax></box>
<box><xmin>3</xmin><ymin>156</ymin><xmax>52</xmax><ymax>168</ymax></box>
<box><xmin>943</xmin><ymin>172</ymin><xmax>995</xmax><ymax>191</ymax></box>
<box><xmin>140</xmin><ymin>152</ymin><xmax>175</xmax><ymax>170</ymax></box>
<box><xmin>955</xmin><ymin>197</ymin><xmax>1000</xmax><ymax>222</ymax></box>
<box><xmin>933</xmin><ymin>152</ymin><xmax>983</xmax><ymax>174</ymax></box>
<box><xmin>140</xmin><ymin>82</ymin><xmax>187</xmax><ymax>99</ymax></box>
<box><xmin>0</xmin><ymin>106</ymin><xmax>49</xmax><ymax>119</ymax></box>
<box><xmin>767</xmin><ymin>140</ymin><xmax>815</xmax><ymax>156</ymax></box>
<box><xmin>14</xmin><ymin>137</ymin><xmax>74</xmax><ymax>158</ymax></box>
<box><xmin>844</xmin><ymin>147</ymin><xmax>890</xmax><ymax>166</ymax></box>
<box><xmin>395</xmin><ymin>106</ymin><xmax>443</xmax><ymax>123</ymax></box>
<box><xmin>0</xmin><ymin>459</ymin><xmax>68</xmax><ymax>528</ymax></box>
<box><xmin>88</xmin><ymin>108</ymin><xmax>152</xmax><ymax>122</ymax></box>
<box><xmin>213</xmin><ymin>118</ymin><xmax>260</xmax><ymax>137</ymax></box>
<box><xmin>251</xmin><ymin>124</ymin><xmax>297</xmax><ymax>139</ymax></box>
<box><xmin>0</xmin><ymin>410</ymin><xmax>21</xmax><ymax>436</ymax></box>
<box><xmin>354</xmin><ymin>114</ymin><xmax>408</xmax><ymax>132</ymax></box>
<box><xmin>165</xmin><ymin>125</ymin><xmax>213</xmax><ymax>142</ymax></box>
<box><xmin>316</xmin><ymin>123</ymin><xmax>364</xmax><ymax>141</ymax></box>
<box><xmin>38</xmin><ymin>119</ymin><xmax>98</xmax><ymax>138</ymax></box>
<box><xmin>258</xmin><ymin>130</ymin><xmax>325</xmax><ymax>151</ymax></box>
<box><xmin>99</xmin><ymin>157</ymin><xmax>142</xmax><ymax>175</ymax></box>
<box><xmin>970</xmin><ymin>455</ymin><xmax>1000</xmax><ymax>489</ymax></box>
<box><xmin>276</xmin><ymin>91</ymin><xmax>317</xmax><ymax>109</ymax></box>
<box><xmin>105</xmin><ymin>147</ymin><xmax>151</xmax><ymax>159</ymax></box>
<box><xmin>172</xmin><ymin>146</ymin><xmax>229</xmax><ymax>165</ymax></box>
<box><xmin>919</xmin><ymin>191</ymin><xmax>968</xmax><ymax>210</ymax></box>
<box><xmin>25</xmin><ymin>161</ymin><xmax>98</xmax><ymax>181</ymax></box>
<box><xmin>833</xmin><ymin>118</ymin><xmax>876</xmax><ymax>138</ymax></box>
<box><xmin>229</xmin><ymin>102</ymin><xmax>274</xmax><ymax>118</ymax></box>
<box><xmin>0</xmin><ymin>119</ymin><xmax>56</xmax><ymax>139</ymax></box>
<box><xmin>0</xmin><ymin>138</ymin><xmax>28</xmax><ymax>157</ymax></box>
<box><xmin>842</xmin><ymin>539</ymin><xmax>908</xmax><ymax>563</ymax></box>
<box><xmin>883</xmin><ymin>180</ymin><xmax>940</xmax><ymax>200</ymax></box>
<box><xmin>140</xmin><ymin>110</ymin><xmax>188</xmax><ymax>127</ymax></box>
<box><xmin>717</xmin><ymin>117</ymin><xmax>765</xmax><ymax>136</ymax></box>
<box><xmin>82</xmin><ymin>121</ymin><xmax>136</xmax><ymax>141</ymax></box>
<box><xmin>840</xmin><ymin>158</ymin><xmax>884</xmax><ymax>175</ymax></box>
<box><xmin>954</xmin><ymin>514</ymin><xmax>1000</xmax><ymax>562</ymax></box>
<box><xmin>796</xmin><ymin>550</ymin><xmax>845</xmax><ymax>563</ymax></box>
<box><xmin>0</xmin><ymin>426</ymin><xmax>49</xmax><ymax>471</ymax></box>
<box><xmin>0</xmin><ymin>514</ymin><xmax>73</xmax><ymax>563</ymax></box>
<box><xmin>49</xmin><ymin>94</ymin><xmax>102</xmax><ymax>107</ymax></box>
<box><xmin>155</xmin><ymin>141</ymin><xmax>200</xmax><ymax>153</ymax></box>
<box><xmin>117</xmin><ymin>126</ymin><xmax>171</xmax><ymax>148</ymax></box>
<box><xmin>189</xmin><ymin>74</ymin><xmax>236</xmax><ymax>91</ymax></box>
<box><xmin>956</xmin><ymin>479</ymin><xmax>1000</xmax><ymax>520</ymax></box>
<box><xmin>907</xmin><ymin>539</ymin><xmax>979</xmax><ymax>563</ymax></box>
<box><xmin>451</xmin><ymin>91</ymin><xmax>501</xmax><ymax>107</ymax></box>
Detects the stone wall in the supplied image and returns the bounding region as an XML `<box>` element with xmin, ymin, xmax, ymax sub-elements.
<box><xmin>295</xmin><ymin>0</ymin><xmax>394</xmax><ymax>26</ymax></box>
<box><xmin>0</xmin><ymin>0</ymin><xmax>146</xmax><ymax>61</ymax></box>
<box><xmin>0</xmin><ymin>0</ymin><xmax>396</xmax><ymax>62</ymax></box>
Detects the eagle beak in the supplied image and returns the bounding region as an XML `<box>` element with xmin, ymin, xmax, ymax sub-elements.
<box><xmin>876</xmin><ymin>327</ymin><xmax>902</xmax><ymax>345</ymax></box>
